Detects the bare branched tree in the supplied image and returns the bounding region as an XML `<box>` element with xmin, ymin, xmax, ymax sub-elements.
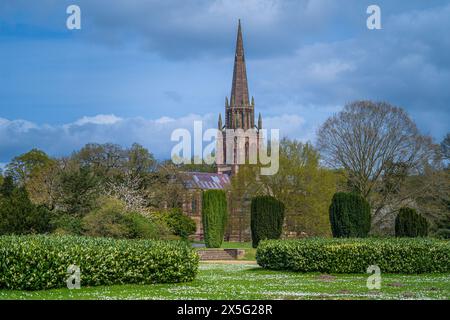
<box><xmin>317</xmin><ymin>101</ymin><xmax>436</xmax><ymax>229</ymax></box>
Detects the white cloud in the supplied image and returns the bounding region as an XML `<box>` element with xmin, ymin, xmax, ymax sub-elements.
<box><xmin>0</xmin><ymin>113</ymin><xmax>309</xmax><ymax>163</ymax></box>
<box><xmin>72</xmin><ymin>114</ymin><xmax>123</xmax><ymax>126</ymax></box>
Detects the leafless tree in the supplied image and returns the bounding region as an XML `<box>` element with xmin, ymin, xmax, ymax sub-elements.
<box><xmin>317</xmin><ymin>101</ymin><xmax>437</xmax><ymax>229</ymax></box>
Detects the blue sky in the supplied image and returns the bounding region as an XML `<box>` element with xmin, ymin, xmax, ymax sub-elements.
<box><xmin>1</xmin><ymin>0</ymin><xmax>449</xmax><ymax>165</ymax></box>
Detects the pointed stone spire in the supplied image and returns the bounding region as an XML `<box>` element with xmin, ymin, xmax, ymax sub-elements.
<box><xmin>251</xmin><ymin>96</ymin><xmax>255</xmax><ymax>107</ymax></box>
<box><xmin>225</xmin><ymin>97</ymin><xmax>229</xmax><ymax>108</ymax></box>
<box><xmin>218</xmin><ymin>113</ymin><xmax>223</xmax><ymax>129</ymax></box>
<box><xmin>258</xmin><ymin>113</ymin><xmax>262</xmax><ymax>130</ymax></box>
<box><xmin>230</xmin><ymin>19</ymin><xmax>249</xmax><ymax>108</ymax></box>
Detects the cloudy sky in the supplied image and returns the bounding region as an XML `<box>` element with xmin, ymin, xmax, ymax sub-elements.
<box><xmin>0</xmin><ymin>0</ymin><xmax>449</xmax><ymax>165</ymax></box>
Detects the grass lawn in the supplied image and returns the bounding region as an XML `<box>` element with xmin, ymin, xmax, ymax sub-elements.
<box><xmin>1</xmin><ymin>263</ymin><xmax>448</xmax><ymax>300</ymax></box>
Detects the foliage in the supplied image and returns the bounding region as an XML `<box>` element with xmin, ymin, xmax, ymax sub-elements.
<box><xmin>161</xmin><ymin>208</ymin><xmax>196</xmax><ymax>240</ymax></box>
<box><xmin>125</xmin><ymin>212</ymin><xmax>172</xmax><ymax>240</ymax></box>
<box><xmin>395</xmin><ymin>207</ymin><xmax>429</xmax><ymax>237</ymax></box>
<box><xmin>0</xmin><ymin>235</ymin><xmax>199</xmax><ymax>290</ymax></box>
<box><xmin>202</xmin><ymin>190</ymin><xmax>228</xmax><ymax>248</ymax></box>
<box><xmin>441</xmin><ymin>133</ymin><xmax>450</xmax><ymax>162</ymax></box>
<box><xmin>317</xmin><ymin>101</ymin><xmax>436</xmax><ymax>235</ymax></box>
<box><xmin>0</xmin><ymin>176</ymin><xmax>15</xmax><ymax>197</ymax></box>
<box><xmin>259</xmin><ymin>139</ymin><xmax>341</xmax><ymax>237</ymax></box>
<box><xmin>5</xmin><ymin>149</ymin><xmax>53</xmax><ymax>185</ymax></box>
<box><xmin>57</xmin><ymin>164</ymin><xmax>101</xmax><ymax>216</ymax></box>
<box><xmin>256</xmin><ymin>238</ymin><xmax>450</xmax><ymax>274</ymax></box>
<box><xmin>25</xmin><ymin>161</ymin><xmax>60</xmax><ymax>210</ymax></box>
<box><xmin>82</xmin><ymin>197</ymin><xmax>130</xmax><ymax>238</ymax></box>
<box><xmin>318</xmin><ymin>101</ymin><xmax>434</xmax><ymax>199</ymax></box>
<box><xmin>0</xmin><ymin>180</ymin><xmax>53</xmax><ymax>235</ymax></box>
<box><xmin>228</xmin><ymin>165</ymin><xmax>262</xmax><ymax>241</ymax></box>
<box><xmin>250</xmin><ymin>196</ymin><xmax>285</xmax><ymax>248</ymax></box>
<box><xmin>329</xmin><ymin>192</ymin><xmax>371</xmax><ymax>238</ymax></box>
<box><xmin>82</xmin><ymin>197</ymin><xmax>165</xmax><ymax>239</ymax></box>
<box><xmin>51</xmin><ymin>213</ymin><xmax>84</xmax><ymax>236</ymax></box>
<box><xmin>434</xmin><ymin>211</ymin><xmax>450</xmax><ymax>239</ymax></box>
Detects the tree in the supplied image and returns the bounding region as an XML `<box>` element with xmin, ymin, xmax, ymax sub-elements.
<box><xmin>329</xmin><ymin>192</ymin><xmax>371</xmax><ymax>238</ymax></box>
<box><xmin>56</xmin><ymin>163</ymin><xmax>100</xmax><ymax>216</ymax></box>
<box><xmin>250</xmin><ymin>196</ymin><xmax>285</xmax><ymax>247</ymax></box>
<box><xmin>201</xmin><ymin>190</ymin><xmax>228</xmax><ymax>248</ymax></box>
<box><xmin>73</xmin><ymin>143</ymin><xmax>126</xmax><ymax>179</ymax></box>
<box><xmin>0</xmin><ymin>176</ymin><xmax>15</xmax><ymax>197</ymax></box>
<box><xmin>0</xmin><ymin>183</ymin><xmax>52</xmax><ymax>235</ymax></box>
<box><xmin>105</xmin><ymin>171</ymin><xmax>148</xmax><ymax>211</ymax></box>
<box><xmin>228</xmin><ymin>165</ymin><xmax>263</xmax><ymax>241</ymax></box>
<box><xmin>434</xmin><ymin>211</ymin><xmax>450</xmax><ymax>239</ymax></box>
<box><xmin>317</xmin><ymin>101</ymin><xmax>435</xmax><ymax>231</ymax></box>
<box><xmin>441</xmin><ymin>133</ymin><xmax>450</xmax><ymax>162</ymax></box>
<box><xmin>259</xmin><ymin>138</ymin><xmax>341</xmax><ymax>236</ymax></box>
<box><xmin>5</xmin><ymin>149</ymin><xmax>53</xmax><ymax>185</ymax></box>
<box><xmin>26</xmin><ymin>161</ymin><xmax>61</xmax><ymax>210</ymax></box>
<box><xmin>126</xmin><ymin>143</ymin><xmax>156</xmax><ymax>176</ymax></box>
<box><xmin>395</xmin><ymin>207</ymin><xmax>428</xmax><ymax>237</ymax></box>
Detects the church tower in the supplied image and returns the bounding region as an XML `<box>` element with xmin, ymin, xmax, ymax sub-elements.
<box><xmin>217</xmin><ymin>20</ymin><xmax>262</xmax><ymax>176</ymax></box>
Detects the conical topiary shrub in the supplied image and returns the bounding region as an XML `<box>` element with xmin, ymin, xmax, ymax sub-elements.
<box><xmin>329</xmin><ymin>192</ymin><xmax>371</xmax><ymax>238</ymax></box>
<box><xmin>201</xmin><ymin>190</ymin><xmax>228</xmax><ymax>248</ymax></box>
<box><xmin>251</xmin><ymin>196</ymin><xmax>285</xmax><ymax>248</ymax></box>
<box><xmin>395</xmin><ymin>207</ymin><xmax>428</xmax><ymax>237</ymax></box>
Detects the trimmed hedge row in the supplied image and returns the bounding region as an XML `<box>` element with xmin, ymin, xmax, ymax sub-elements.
<box><xmin>256</xmin><ymin>238</ymin><xmax>450</xmax><ymax>274</ymax></box>
<box><xmin>0</xmin><ymin>235</ymin><xmax>199</xmax><ymax>290</ymax></box>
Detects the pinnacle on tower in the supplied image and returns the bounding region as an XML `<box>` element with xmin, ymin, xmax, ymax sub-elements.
<box><xmin>258</xmin><ymin>113</ymin><xmax>262</xmax><ymax>130</ymax></box>
<box><xmin>230</xmin><ymin>19</ymin><xmax>250</xmax><ymax>108</ymax></box>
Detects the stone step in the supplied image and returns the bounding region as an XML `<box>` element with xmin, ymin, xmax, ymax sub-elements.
<box><xmin>197</xmin><ymin>249</ymin><xmax>244</xmax><ymax>261</ymax></box>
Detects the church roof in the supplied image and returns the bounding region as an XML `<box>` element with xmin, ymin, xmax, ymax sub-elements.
<box><xmin>230</xmin><ymin>19</ymin><xmax>250</xmax><ymax>107</ymax></box>
<box><xmin>181</xmin><ymin>172</ymin><xmax>231</xmax><ymax>190</ymax></box>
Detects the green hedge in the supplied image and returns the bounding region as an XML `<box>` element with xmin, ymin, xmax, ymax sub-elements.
<box><xmin>202</xmin><ymin>190</ymin><xmax>228</xmax><ymax>248</ymax></box>
<box><xmin>329</xmin><ymin>192</ymin><xmax>371</xmax><ymax>238</ymax></box>
<box><xmin>256</xmin><ymin>238</ymin><xmax>450</xmax><ymax>274</ymax></box>
<box><xmin>0</xmin><ymin>235</ymin><xmax>199</xmax><ymax>290</ymax></box>
<box><xmin>251</xmin><ymin>196</ymin><xmax>285</xmax><ymax>248</ymax></box>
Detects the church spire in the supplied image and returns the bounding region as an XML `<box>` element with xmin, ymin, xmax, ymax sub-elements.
<box><xmin>230</xmin><ymin>19</ymin><xmax>249</xmax><ymax>108</ymax></box>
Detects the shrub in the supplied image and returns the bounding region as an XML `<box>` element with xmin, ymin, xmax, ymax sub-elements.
<box><xmin>162</xmin><ymin>208</ymin><xmax>196</xmax><ymax>240</ymax></box>
<box><xmin>82</xmin><ymin>197</ymin><xmax>168</xmax><ymax>240</ymax></box>
<box><xmin>52</xmin><ymin>213</ymin><xmax>84</xmax><ymax>236</ymax></box>
<box><xmin>329</xmin><ymin>192</ymin><xmax>371</xmax><ymax>238</ymax></box>
<box><xmin>0</xmin><ymin>235</ymin><xmax>199</xmax><ymax>290</ymax></box>
<box><xmin>251</xmin><ymin>196</ymin><xmax>285</xmax><ymax>248</ymax></box>
<box><xmin>256</xmin><ymin>238</ymin><xmax>450</xmax><ymax>274</ymax></box>
<box><xmin>126</xmin><ymin>212</ymin><xmax>169</xmax><ymax>240</ymax></box>
<box><xmin>82</xmin><ymin>197</ymin><xmax>130</xmax><ymax>238</ymax></box>
<box><xmin>201</xmin><ymin>190</ymin><xmax>228</xmax><ymax>248</ymax></box>
<box><xmin>0</xmin><ymin>188</ymin><xmax>52</xmax><ymax>235</ymax></box>
<box><xmin>395</xmin><ymin>207</ymin><xmax>428</xmax><ymax>237</ymax></box>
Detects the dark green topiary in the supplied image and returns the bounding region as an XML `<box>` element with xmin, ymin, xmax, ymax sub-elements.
<box><xmin>251</xmin><ymin>196</ymin><xmax>285</xmax><ymax>248</ymax></box>
<box><xmin>201</xmin><ymin>190</ymin><xmax>228</xmax><ymax>248</ymax></box>
<box><xmin>329</xmin><ymin>192</ymin><xmax>371</xmax><ymax>238</ymax></box>
<box><xmin>395</xmin><ymin>207</ymin><xmax>428</xmax><ymax>237</ymax></box>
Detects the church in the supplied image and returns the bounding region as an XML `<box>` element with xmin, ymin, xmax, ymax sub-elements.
<box><xmin>181</xmin><ymin>20</ymin><xmax>262</xmax><ymax>241</ymax></box>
